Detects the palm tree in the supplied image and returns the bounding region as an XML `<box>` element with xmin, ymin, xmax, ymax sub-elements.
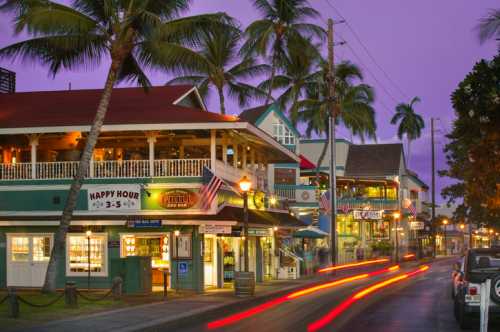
<box><xmin>166</xmin><ymin>26</ymin><xmax>269</xmax><ymax>114</ymax></box>
<box><xmin>390</xmin><ymin>97</ymin><xmax>425</xmax><ymax>166</ymax></box>
<box><xmin>0</xmin><ymin>0</ymin><xmax>232</xmax><ymax>292</ymax></box>
<box><xmin>241</xmin><ymin>0</ymin><xmax>325</xmax><ymax>105</ymax></box>
<box><xmin>477</xmin><ymin>9</ymin><xmax>500</xmax><ymax>46</ymax></box>
<box><xmin>296</xmin><ymin>61</ymin><xmax>377</xmax><ymax>184</ymax></box>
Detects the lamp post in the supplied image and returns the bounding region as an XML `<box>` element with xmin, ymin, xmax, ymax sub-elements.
<box><xmin>443</xmin><ymin>219</ymin><xmax>449</xmax><ymax>255</ymax></box>
<box><xmin>393</xmin><ymin>212</ymin><xmax>400</xmax><ymax>263</ymax></box>
<box><xmin>174</xmin><ymin>230</ymin><xmax>180</xmax><ymax>292</ymax></box>
<box><xmin>239</xmin><ymin>176</ymin><xmax>251</xmax><ymax>272</ymax></box>
<box><xmin>489</xmin><ymin>229</ymin><xmax>494</xmax><ymax>247</ymax></box>
<box><xmin>86</xmin><ymin>230</ymin><xmax>92</xmax><ymax>292</ymax></box>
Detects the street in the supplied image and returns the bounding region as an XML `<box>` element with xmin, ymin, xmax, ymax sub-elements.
<box><xmin>162</xmin><ymin>258</ymin><xmax>500</xmax><ymax>332</ymax></box>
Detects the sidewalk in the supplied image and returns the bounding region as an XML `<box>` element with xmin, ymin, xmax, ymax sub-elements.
<box><xmin>10</xmin><ymin>276</ymin><xmax>326</xmax><ymax>332</ymax></box>
<box><xmin>6</xmin><ymin>260</ymin><xmax>436</xmax><ymax>332</ymax></box>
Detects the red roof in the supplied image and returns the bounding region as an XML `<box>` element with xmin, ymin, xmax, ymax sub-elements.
<box><xmin>0</xmin><ymin>86</ymin><xmax>237</xmax><ymax>129</ymax></box>
<box><xmin>299</xmin><ymin>154</ymin><xmax>316</xmax><ymax>170</ymax></box>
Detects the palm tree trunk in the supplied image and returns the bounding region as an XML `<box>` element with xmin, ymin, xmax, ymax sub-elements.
<box><xmin>265</xmin><ymin>52</ymin><xmax>278</xmax><ymax>105</ymax></box>
<box><xmin>42</xmin><ymin>62</ymin><xmax>120</xmax><ymax>293</ymax></box>
<box><xmin>217</xmin><ymin>86</ymin><xmax>226</xmax><ymax>115</ymax></box>
<box><xmin>315</xmin><ymin>122</ymin><xmax>330</xmax><ymax>186</ymax></box>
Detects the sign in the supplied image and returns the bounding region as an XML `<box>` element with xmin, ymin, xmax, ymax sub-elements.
<box><xmin>353</xmin><ymin>210</ymin><xmax>383</xmax><ymax>220</ymax></box>
<box><xmin>158</xmin><ymin>189</ymin><xmax>198</xmax><ymax>209</ymax></box>
<box><xmin>178</xmin><ymin>262</ymin><xmax>188</xmax><ymax>275</ymax></box>
<box><xmin>410</xmin><ymin>221</ymin><xmax>425</xmax><ymax>230</ymax></box>
<box><xmin>88</xmin><ymin>185</ymin><xmax>141</xmax><ymax>211</ymax></box>
<box><xmin>199</xmin><ymin>224</ymin><xmax>232</xmax><ymax>234</ymax></box>
<box><xmin>127</xmin><ymin>219</ymin><xmax>162</xmax><ymax>228</ymax></box>
<box><xmin>253</xmin><ymin>191</ymin><xmax>266</xmax><ymax>209</ymax></box>
<box><xmin>248</xmin><ymin>228</ymin><xmax>272</xmax><ymax>237</ymax></box>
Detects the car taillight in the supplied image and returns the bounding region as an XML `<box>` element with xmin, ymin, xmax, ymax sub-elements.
<box><xmin>468</xmin><ymin>286</ymin><xmax>478</xmax><ymax>295</ymax></box>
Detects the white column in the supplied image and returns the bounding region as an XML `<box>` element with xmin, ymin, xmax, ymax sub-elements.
<box><xmin>210</xmin><ymin>129</ymin><xmax>216</xmax><ymax>172</ymax></box>
<box><xmin>242</xmin><ymin>145</ymin><xmax>248</xmax><ymax>169</ymax></box>
<box><xmin>147</xmin><ymin>134</ymin><xmax>157</xmax><ymax>177</ymax></box>
<box><xmin>233</xmin><ymin>144</ymin><xmax>239</xmax><ymax>168</ymax></box>
<box><xmin>29</xmin><ymin>135</ymin><xmax>39</xmax><ymax>179</ymax></box>
<box><xmin>250</xmin><ymin>148</ymin><xmax>255</xmax><ymax>170</ymax></box>
<box><xmin>222</xmin><ymin>141</ymin><xmax>228</xmax><ymax>165</ymax></box>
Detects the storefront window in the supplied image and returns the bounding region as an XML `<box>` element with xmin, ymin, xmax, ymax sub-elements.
<box><xmin>222</xmin><ymin>238</ymin><xmax>237</xmax><ymax>282</ymax></box>
<box><xmin>11</xmin><ymin>237</ymin><xmax>29</xmax><ymax>262</ymax></box>
<box><xmin>365</xmin><ymin>221</ymin><xmax>390</xmax><ymax>240</ymax></box>
<box><xmin>32</xmin><ymin>236</ymin><xmax>50</xmax><ymax>262</ymax></box>
<box><xmin>67</xmin><ymin>233</ymin><xmax>107</xmax><ymax>276</ymax></box>
<box><xmin>386</xmin><ymin>187</ymin><xmax>397</xmax><ymax>199</ymax></box>
<box><xmin>121</xmin><ymin>234</ymin><xmax>170</xmax><ymax>269</ymax></box>
<box><xmin>336</xmin><ymin>215</ymin><xmax>360</xmax><ymax>236</ymax></box>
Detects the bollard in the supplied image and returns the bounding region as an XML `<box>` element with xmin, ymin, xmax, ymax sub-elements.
<box><xmin>65</xmin><ymin>281</ymin><xmax>78</xmax><ymax>308</ymax></box>
<box><xmin>7</xmin><ymin>287</ymin><xmax>19</xmax><ymax>318</ymax></box>
<box><xmin>112</xmin><ymin>276</ymin><xmax>123</xmax><ymax>301</ymax></box>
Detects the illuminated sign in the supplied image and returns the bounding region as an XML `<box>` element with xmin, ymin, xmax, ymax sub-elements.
<box><xmin>353</xmin><ymin>210</ymin><xmax>383</xmax><ymax>220</ymax></box>
<box><xmin>88</xmin><ymin>185</ymin><xmax>141</xmax><ymax>211</ymax></box>
<box><xmin>158</xmin><ymin>189</ymin><xmax>198</xmax><ymax>209</ymax></box>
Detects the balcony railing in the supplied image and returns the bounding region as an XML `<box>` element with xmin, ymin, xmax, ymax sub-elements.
<box><xmin>337</xmin><ymin>198</ymin><xmax>399</xmax><ymax>211</ymax></box>
<box><xmin>214</xmin><ymin>160</ymin><xmax>266</xmax><ymax>190</ymax></box>
<box><xmin>0</xmin><ymin>159</ymin><xmax>212</xmax><ymax>180</ymax></box>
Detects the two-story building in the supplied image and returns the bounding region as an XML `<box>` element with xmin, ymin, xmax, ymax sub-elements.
<box><xmin>0</xmin><ymin>86</ymin><xmax>305</xmax><ymax>292</ymax></box>
<box><xmin>240</xmin><ymin>104</ymin><xmax>430</xmax><ymax>264</ymax></box>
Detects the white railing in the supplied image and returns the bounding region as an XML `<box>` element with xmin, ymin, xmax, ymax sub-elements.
<box><xmin>0</xmin><ymin>162</ymin><xmax>32</xmax><ymax>180</ymax></box>
<box><xmin>274</xmin><ymin>186</ymin><xmax>296</xmax><ymax>201</ymax></box>
<box><xmin>37</xmin><ymin>161</ymin><xmax>81</xmax><ymax>179</ymax></box>
<box><xmin>214</xmin><ymin>160</ymin><xmax>264</xmax><ymax>190</ymax></box>
<box><xmin>154</xmin><ymin>159</ymin><xmax>210</xmax><ymax>177</ymax></box>
<box><xmin>0</xmin><ymin>159</ymin><xmax>213</xmax><ymax>180</ymax></box>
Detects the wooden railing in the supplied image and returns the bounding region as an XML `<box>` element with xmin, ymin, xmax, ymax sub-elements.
<box><xmin>0</xmin><ymin>159</ymin><xmax>213</xmax><ymax>180</ymax></box>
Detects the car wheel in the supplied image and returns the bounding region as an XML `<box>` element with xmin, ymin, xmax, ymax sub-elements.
<box><xmin>490</xmin><ymin>274</ymin><xmax>500</xmax><ymax>304</ymax></box>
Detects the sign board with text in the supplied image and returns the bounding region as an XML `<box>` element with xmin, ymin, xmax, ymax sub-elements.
<box><xmin>88</xmin><ymin>185</ymin><xmax>141</xmax><ymax>211</ymax></box>
<box><xmin>353</xmin><ymin>210</ymin><xmax>383</xmax><ymax>220</ymax></box>
<box><xmin>199</xmin><ymin>224</ymin><xmax>232</xmax><ymax>234</ymax></box>
<box><xmin>410</xmin><ymin>221</ymin><xmax>425</xmax><ymax>230</ymax></box>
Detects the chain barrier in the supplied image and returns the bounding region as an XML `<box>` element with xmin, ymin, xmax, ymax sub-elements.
<box><xmin>76</xmin><ymin>288</ymin><xmax>113</xmax><ymax>302</ymax></box>
<box><xmin>0</xmin><ymin>295</ymin><xmax>8</xmax><ymax>305</ymax></box>
<box><xmin>16</xmin><ymin>292</ymin><xmax>65</xmax><ymax>308</ymax></box>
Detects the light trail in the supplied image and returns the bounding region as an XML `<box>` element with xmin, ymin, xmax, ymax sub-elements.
<box><xmin>207</xmin><ymin>265</ymin><xmax>400</xmax><ymax>330</ymax></box>
<box><xmin>317</xmin><ymin>258</ymin><xmax>390</xmax><ymax>273</ymax></box>
<box><xmin>307</xmin><ymin>265</ymin><xmax>430</xmax><ymax>332</ymax></box>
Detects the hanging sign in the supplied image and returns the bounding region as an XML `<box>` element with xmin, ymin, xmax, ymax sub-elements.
<box><xmin>199</xmin><ymin>224</ymin><xmax>232</xmax><ymax>234</ymax></box>
<box><xmin>410</xmin><ymin>221</ymin><xmax>425</xmax><ymax>230</ymax></box>
<box><xmin>248</xmin><ymin>228</ymin><xmax>272</xmax><ymax>237</ymax></box>
<box><xmin>158</xmin><ymin>189</ymin><xmax>198</xmax><ymax>209</ymax></box>
<box><xmin>353</xmin><ymin>210</ymin><xmax>383</xmax><ymax>220</ymax></box>
<box><xmin>88</xmin><ymin>185</ymin><xmax>141</xmax><ymax>211</ymax></box>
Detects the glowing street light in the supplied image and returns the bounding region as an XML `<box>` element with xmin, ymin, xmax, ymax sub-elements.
<box><xmin>393</xmin><ymin>212</ymin><xmax>400</xmax><ymax>263</ymax></box>
<box><xmin>442</xmin><ymin>219</ymin><xmax>448</xmax><ymax>255</ymax></box>
<box><xmin>86</xmin><ymin>230</ymin><xmax>92</xmax><ymax>292</ymax></box>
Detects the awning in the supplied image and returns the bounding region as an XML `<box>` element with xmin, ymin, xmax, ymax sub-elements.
<box><xmin>299</xmin><ymin>154</ymin><xmax>316</xmax><ymax>170</ymax></box>
<box><xmin>293</xmin><ymin>226</ymin><xmax>329</xmax><ymax>238</ymax></box>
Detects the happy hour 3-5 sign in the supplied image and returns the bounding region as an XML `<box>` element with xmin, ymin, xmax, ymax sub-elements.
<box><xmin>88</xmin><ymin>185</ymin><xmax>141</xmax><ymax>211</ymax></box>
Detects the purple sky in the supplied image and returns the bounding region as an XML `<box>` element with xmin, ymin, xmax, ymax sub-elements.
<box><xmin>0</xmin><ymin>1</ymin><xmax>498</xmax><ymax>203</ymax></box>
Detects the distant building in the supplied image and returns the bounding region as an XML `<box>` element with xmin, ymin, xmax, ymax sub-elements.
<box><xmin>0</xmin><ymin>67</ymin><xmax>15</xmax><ymax>93</ymax></box>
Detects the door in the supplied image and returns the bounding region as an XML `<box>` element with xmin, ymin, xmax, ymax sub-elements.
<box><xmin>7</xmin><ymin>234</ymin><xmax>52</xmax><ymax>287</ymax></box>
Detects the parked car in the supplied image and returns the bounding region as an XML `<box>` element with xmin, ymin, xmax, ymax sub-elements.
<box><xmin>451</xmin><ymin>257</ymin><xmax>465</xmax><ymax>299</ymax></box>
<box><xmin>453</xmin><ymin>248</ymin><xmax>500</xmax><ymax>329</ymax></box>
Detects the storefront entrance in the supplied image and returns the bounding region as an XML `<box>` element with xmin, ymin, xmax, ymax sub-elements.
<box><xmin>203</xmin><ymin>235</ymin><xmax>218</xmax><ymax>287</ymax></box>
<box><xmin>120</xmin><ymin>233</ymin><xmax>171</xmax><ymax>290</ymax></box>
<box><xmin>6</xmin><ymin>233</ymin><xmax>52</xmax><ymax>287</ymax></box>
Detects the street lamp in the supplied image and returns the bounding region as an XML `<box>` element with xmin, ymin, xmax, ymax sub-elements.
<box><xmin>239</xmin><ymin>176</ymin><xmax>251</xmax><ymax>272</ymax></box>
<box><xmin>174</xmin><ymin>230</ymin><xmax>180</xmax><ymax>292</ymax></box>
<box><xmin>393</xmin><ymin>212</ymin><xmax>400</xmax><ymax>263</ymax></box>
<box><xmin>86</xmin><ymin>230</ymin><xmax>92</xmax><ymax>292</ymax></box>
<box><xmin>442</xmin><ymin>219</ymin><xmax>449</xmax><ymax>255</ymax></box>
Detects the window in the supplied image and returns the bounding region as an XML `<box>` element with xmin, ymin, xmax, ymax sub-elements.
<box><xmin>272</xmin><ymin>119</ymin><xmax>295</xmax><ymax>145</ymax></box>
<box><xmin>120</xmin><ymin>234</ymin><xmax>170</xmax><ymax>269</ymax></box>
<box><xmin>274</xmin><ymin>168</ymin><xmax>296</xmax><ymax>185</ymax></box>
<box><xmin>11</xmin><ymin>236</ymin><xmax>29</xmax><ymax>262</ymax></box>
<box><xmin>410</xmin><ymin>190</ymin><xmax>419</xmax><ymax>200</ymax></box>
<box><xmin>66</xmin><ymin>233</ymin><xmax>107</xmax><ymax>276</ymax></box>
<box><xmin>32</xmin><ymin>236</ymin><xmax>51</xmax><ymax>262</ymax></box>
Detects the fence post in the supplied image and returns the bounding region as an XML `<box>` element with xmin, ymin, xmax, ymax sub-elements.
<box><xmin>7</xmin><ymin>287</ymin><xmax>19</xmax><ymax>318</ymax></box>
<box><xmin>112</xmin><ymin>277</ymin><xmax>123</xmax><ymax>301</ymax></box>
<box><xmin>65</xmin><ymin>281</ymin><xmax>78</xmax><ymax>308</ymax></box>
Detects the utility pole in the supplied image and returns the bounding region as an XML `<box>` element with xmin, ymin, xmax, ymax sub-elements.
<box><xmin>431</xmin><ymin>118</ymin><xmax>436</xmax><ymax>258</ymax></box>
<box><xmin>327</xmin><ymin>18</ymin><xmax>337</xmax><ymax>266</ymax></box>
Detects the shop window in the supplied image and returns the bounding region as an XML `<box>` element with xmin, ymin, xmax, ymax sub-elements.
<box><xmin>66</xmin><ymin>233</ymin><xmax>107</xmax><ymax>276</ymax></box>
<box><xmin>365</xmin><ymin>186</ymin><xmax>383</xmax><ymax>198</ymax></box>
<box><xmin>410</xmin><ymin>190</ymin><xmax>419</xmax><ymax>200</ymax></box>
<box><xmin>204</xmin><ymin>238</ymin><xmax>213</xmax><ymax>262</ymax></box>
<box><xmin>11</xmin><ymin>237</ymin><xmax>29</xmax><ymax>262</ymax></box>
<box><xmin>386</xmin><ymin>187</ymin><xmax>397</xmax><ymax>200</ymax></box>
<box><xmin>121</xmin><ymin>234</ymin><xmax>170</xmax><ymax>269</ymax></box>
<box><xmin>365</xmin><ymin>222</ymin><xmax>390</xmax><ymax>240</ymax></box>
<box><xmin>274</xmin><ymin>168</ymin><xmax>296</xmax><ymax>185</ymax></box>
<box><xmin>272</xmin><ymin>119</ymin><xmax>295</xmax><ymax>145</ymax></box>
<box><xmin>32</xmin><ymin>236</ymin><xmax>51</xmax><ymax>262</ymax></box>
<box><xmin>336</xmin><ymin>215</ymin><xmax>360</xmax><ymax>236</ymax></box>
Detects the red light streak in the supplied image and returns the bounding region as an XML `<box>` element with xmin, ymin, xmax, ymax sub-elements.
<box><xmin>307</xmin><ymin>265</ymin><xmax>429</xmax><ymax>332</ymax></box>
<box><xmin>403</xmin><ymin>253</ymin><xmax>416</xmax><ymax>259</ymax></box>
<box><xmin>318</xmin><ymin>258</ymin><xmax>390</xmax><ymax>273</ymax></box>
<box><xmin>207</xmin><ymin>265</ymin><xmax>399</xmax><ymax>329</ymax></box>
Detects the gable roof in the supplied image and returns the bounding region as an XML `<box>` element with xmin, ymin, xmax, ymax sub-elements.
<box><xmin>0</xmin><ymin>86</ymin><xmax>234</xmax><ymax>130</ymax></box>
<box><xmin>344</xmin><ymin>143</ymin><xmax>404</xmax><ymax>177</ymax></box>
<box><xmin>239</xmin><ymin>103</ymin><xmax>300</xmax><ymax>137</ymax></box>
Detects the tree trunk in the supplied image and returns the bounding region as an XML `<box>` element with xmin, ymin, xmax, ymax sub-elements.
<box><xmin>265</xmin><ymin>52</ymin><xmax>278</xmax><ymax>106</ymax></box>
<box><xmin>217</xmin><ymin>86</ymin><xmax>226</xmax><ymax>115</ymax></box>
<box><xmin>42</xmin><ymin>62</ymin><xmax>120</xmax><ymax>293</ymax></box>
<box><xmin>315</xmin><ymin>122</ymin><xmax>330</xmax><ymax>186</ymax></box>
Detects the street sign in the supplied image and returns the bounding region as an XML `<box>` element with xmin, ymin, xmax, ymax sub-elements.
<box><xmin>353</xmin><ymin>210</ymin><xmax>383</xmax><ymax>220</ymax></box>
<box><xmin>410</xmin><ymin>221</ymin><xmax>425</xmax><ymax>230</ymax></box>
<box><xmin>199</xmin><ymin>224</ymin><xmax>232</xmax><ymax>234</ymax></box>
<box><xmin>178</xmin><ymin>262</ymin><xmax>188</xmax><ymax>275</ymax></box>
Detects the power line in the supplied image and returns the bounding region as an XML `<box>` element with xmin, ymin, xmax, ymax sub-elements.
<box><xmin>322</xmin><ymin>0</ymin><xmax>410</xmax><ymax>101</ymax></box>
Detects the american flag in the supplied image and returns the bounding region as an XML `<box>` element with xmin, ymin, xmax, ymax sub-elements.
<box><xmin>319</xmin><ymin>190</ymin><xmax>331</xmax><ymax>213</ymax></box>
<box><xmin>408</xmin><ymin>202</ymin><xmax>417</xmax><ymax>217</ymax></box>
<box><xmin>199</xmin><ymin>167</ymin><xmax>224</xmax><ymax>210</ymax></box>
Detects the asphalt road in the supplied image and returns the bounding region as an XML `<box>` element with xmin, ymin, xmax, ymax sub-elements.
<box><xmin>166</xmin><ymin>259</ymin><xmax>476</xmax><ymax>332</ymax></box>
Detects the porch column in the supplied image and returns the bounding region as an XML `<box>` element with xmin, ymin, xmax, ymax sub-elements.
<box><xmin>146</xmin><ymin>133</ymin><xmax>157</xmax><ymax>177</ymax></box>
<box><xmin>179</xmin><ymin>145</ymin><xmax>185</xmax><ymax>159</ymax></box>
<box><xmin>242</xmin><ymin>145</ymin><xmax>248</xmax><ymax>169</ymax></box>
<box><xmin>29</xmin><ymin>135</ymin><xmax>39</xmax><ymax>179</ymax></box>
<box><xmin>210</xmin><ymin>129</ymin><xmax>216</xmax><ymax>172</ymax></box>
<box><xmin>222</xmin><ymin>141</ymin><xmax>228</xmax><ymax>165</ymax></box>
<box><xmin>233</xmin><ymin>144</ymin><xmax>239</xmax><ymax>168</ymax></box>
<box><xmin>250</xmin><ymin>148</ymin><xmax>255</xmax><ymax>170</ymax></box>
